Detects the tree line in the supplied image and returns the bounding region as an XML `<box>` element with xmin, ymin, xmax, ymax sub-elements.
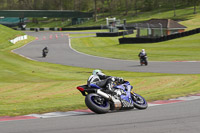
<box><xmin>0</xmin><ymin>0</ymin><xmax>199</xmax><ymax>18</ymax></box>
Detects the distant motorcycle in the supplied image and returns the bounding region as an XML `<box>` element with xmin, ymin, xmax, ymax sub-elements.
<box><xmin>77</xmin><ymin>79</ymin><xmax>148</xmax><ymax>114</ymax></box>
<box><xmin>140</xmin><ymin>56</ymin><xmax>148</xmax><ymax>66</ymax></box>
<box><xmin>42</xmin><ymin>47</ymin><xmax>48</xmax><ymax>57</ymax></box>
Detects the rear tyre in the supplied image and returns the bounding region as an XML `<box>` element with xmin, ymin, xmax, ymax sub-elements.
<box><xmin>85</xmin><ymin>93</ymin><xmax>110</xmax><ymax>114</ymax></box>
<box><xmin>43</xmin><ymin>52</ymin><xmax>46</xmax><ymax>57</ymax></box>
<box><xmin>145</xmin><ymin>61</ymin><xmax>148</xmax><ymax>66</ymax></box>
<box><xmin>140</xmin><ymin>60</ymin><xmax>143</xmax><ymax>66</ymax></box>
<box><xmin>131</xmin><ymin>93</ymin><xmax>148</xmax><ymax>109</ymax></box>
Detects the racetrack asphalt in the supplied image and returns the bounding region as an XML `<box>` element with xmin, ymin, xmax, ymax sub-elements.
<box><xmin>1</xmin><ymin>98</ymin><xmax>200</xmax><ymax>133</ymax></box>
<box><xmin>5</xmin><ymin>31</ymin><xmax>200</xmax><ymax>133</ymax></box>
<box><xmin>13</xmin><ymin>31</ymin><xmax>200</xmax><ymax>74</ymax></box>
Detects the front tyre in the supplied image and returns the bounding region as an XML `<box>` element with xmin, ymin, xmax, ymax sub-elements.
<box><xmin>85</xmin><ymin>93</ymin><xmax>110</xmax><ymax>114</ymax></box>
<box><xmin>131</xmin><ymin>93</ymin><xmax>148</xmax><ymax>109</ymax></box>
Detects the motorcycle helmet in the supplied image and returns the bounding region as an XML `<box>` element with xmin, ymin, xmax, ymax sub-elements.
<box><xmin>92</xmin><ymin>69</ymin><xmax>105</xmax><ymax>76</ymax></box>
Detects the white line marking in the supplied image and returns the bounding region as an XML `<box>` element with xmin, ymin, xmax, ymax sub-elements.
<box><xmin>68</xmin><ymin>37</ymin><xmax>135</xmax><ymax>61</ymax></box>
<box><xmin>11</xmin><ymin>40</ymin><xmax>37</xmax><ymax>61</ymax></box>
<box><xmin>26</xmin><ymin>111</ymin><xmax>91</xmax><ymax>118</ymax></box>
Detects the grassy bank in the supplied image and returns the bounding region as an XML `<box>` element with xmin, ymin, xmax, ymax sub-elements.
<box><xmin>70</xmin><ymin>9</ymin><xmax>200</xmax><ymax>61</ymax></box>
<box><xmin>25</xmin><ymin>7</ymin><xmax>200</xmax><ymax>30</ymax></box>
<box><xmin>71</xmin><ymin>33</ymin><xmax>200</xmax><ymax>61</ymax></box>
<box><xmin>0</xmin><ymin>24</ymin><xmax>200</xmax><ymax>116</ymax></box>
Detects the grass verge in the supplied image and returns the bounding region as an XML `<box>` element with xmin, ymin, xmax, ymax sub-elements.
<box><xmin>0</xmin><ymin>24</ymin><xmax>200</xmax><ymax>116</ymax></box>
<box><xmin>71</xmin><ymin>33</ymin><xmax>200</xmax><ymax>61</ymax></box>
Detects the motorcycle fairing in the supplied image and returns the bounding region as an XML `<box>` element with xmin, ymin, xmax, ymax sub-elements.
<box><xmin>90</xmin><ymin>84</ymin><xmax>101</xmax><ymax>89</ymax></box>
<box><xmin>77</xmin><ymin>85</ymin><xmax>96</xmax><ymax>96</ymax></box>
<box><xmin>113</xmin><ymin>81</ymin><xmax>134</xmax><ymax>107</ymax></box>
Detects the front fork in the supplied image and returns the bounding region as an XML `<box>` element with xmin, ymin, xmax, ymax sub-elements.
<box><xmin>130</xmin><ymin>90</ymin><xmax>137</xmax><ymax>101</ymax></box>
<box><xmin>131</xmin><ymin>89</ymin><xmax>135</xmax><ymax>95</ymax></box>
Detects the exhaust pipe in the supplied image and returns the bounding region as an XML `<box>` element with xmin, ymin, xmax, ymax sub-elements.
<box><xmin>96</xmin><ymin>89</ymin><xmax>110</xmax><ymax>99</ymax></box>
<box><xmin>97</xmin><ymin>89</ymin><xmax>122</xmax><ymax>110</ymax></box>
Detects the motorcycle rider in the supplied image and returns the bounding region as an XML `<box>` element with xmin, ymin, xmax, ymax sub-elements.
<box><xmin>42</xmin><ymin>46</ymin><xmax>49</xmax><ymax>57</ymax></box>
<box><xmin>138</xmin><ymin>49</ymin><xmax>147</xmax><ymax>62</ymax></box>
<box><xmin>87</xmin><ymin>69</ymin><xmax>123</xmax><ymax>95</ymax></box>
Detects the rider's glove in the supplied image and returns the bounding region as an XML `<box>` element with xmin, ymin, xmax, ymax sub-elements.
<box><xmin>118</xmin><ymin>77</ymin><xmax>124</xmax><ymax>83</ymax></box>
<box><xmin>115</xmin><ymin>77</ymin><xmax>124</xmax><ymax>83</ymax></box>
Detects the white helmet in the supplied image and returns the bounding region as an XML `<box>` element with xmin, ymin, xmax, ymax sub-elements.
<box><xmin>142</xmin><ymin>49</ymin><xmax>145</xmax><ymax>52</ymax></box>
<box><xmin>92</xmin><ymin>69</ymin><xmax>105</xmax><ymax>76</ymax></box>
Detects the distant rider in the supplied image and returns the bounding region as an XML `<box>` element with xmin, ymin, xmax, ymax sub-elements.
<box><xmin>42</xmin><ymin>46</ymin><xmax>49</xmax><ymax>57</ymax></box>
<box><xmin>138</xmin><ymin>49</ymin><xmax>147</xmax><ymax>61</ymax></box>
<box><xmin>87</xmin><ymin>69</ymin><xmax>123</xmax><ymax>94</ymax></box>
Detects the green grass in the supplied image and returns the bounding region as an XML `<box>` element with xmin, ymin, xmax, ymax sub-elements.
<box><xmin>26</xmin><ymin>18</ymin><xmax>72</xmax><ymax>28</ymax></box>
<box><xmin>0</xmin><ymin>26</ymin><xmax>25</xmax><ymax>49</ymax></box>
<box><xmin>71</xmin><ymin>33</ymin><xmax>200</xmax><ymax>61</ymax></box>
<box><xmin>22</xmin><ymin>7</ymin><xmax>199</xmax><ymax>29</ymax></box>
<box><xmin>1</xmin><ymin>7</ymin><xmax>200</xmax><ymax>116</ymax></box>
<box><xmin>69</xmin><ymin>8</ymin><xmax>200</xmax><ymax>61</ymax></box>
<box><xmin>26</xmin><ymin>6</ymin><xmax>200</xmax><ymax>30</ymax></box>
<box><xmin>180</xmin><ymin>14</ymin><xmax>200</xmax><ymax>30</ymax></box>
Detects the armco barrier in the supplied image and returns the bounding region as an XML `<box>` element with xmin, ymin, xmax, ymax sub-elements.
<box><xmin>61</xmin><ymin>26</ymin><xmax>101</xmax><ymax>30</ymax></box>
<box><xmin>119</xmin><ymin>28</ymin><xmax>200</xmax><ymax>44</ymax></box>
<box><xmin>10</xmin><ymin>35</ymin><xmax>28</xmax><ymax>44</ymax></box>
<box><xmin>196</xmin><ymin>28</ymin><xmax>200</xmax><ymax>33</ymax></box>
<box><xmin>14</xmin><ymin>27</ymin><xmax>63</xmax><ymax>31</ymax></box>
<box><xmin>13</xmin><ymin>26</ymin><xmax>102</xmax><ymax>31</ymax></box>
<box><xmin>96</xmin><ymin>32</ymin><xmax>123</xmax><ymax>37</ymax></box>
<box><xmin>96</xmin><ymin>30</ymin><xmax>133</xmax><ymax>37</ymax></box>
<box><xmin>13</xmin><ymin>25</ymin><xmax>135</xmax><ymax>31</ymax></box>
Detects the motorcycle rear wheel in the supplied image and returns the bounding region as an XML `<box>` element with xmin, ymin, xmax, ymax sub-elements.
<box><xmin>43</xmin><ymin>53</ymin><xmax>46</xmax><ymax>57</ymax></box>
<box><xmin>145</xmin><ymin>61</ymin><xmax>148</xmax><ymax>66</ymax></box>
<box><xmin>85</xmin><ymin>93</ymin><xmax>110</xmax><ymax>114</ymax></box>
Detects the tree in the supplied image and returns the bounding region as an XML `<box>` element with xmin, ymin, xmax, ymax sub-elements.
<box><xmin>60</xmin><ymin>0</ymin><xmax>63</xmax><ymax>10</ymax></box>
<box><xmin>17</xmin><ymin>0</ymin><xmax>34</xmax><ymax>10</ymax></box>
<box><xmin>73</xmin><ymin>0</ymin><xmax>82</xmax><ymax>11</ymax></box>
<box><xmin>0</xmin><ymin>0</ymin><xmax>198</xmax><ymax>17</ymax></box>
<box><xmin>94</xmin><ymin>0</ymin><xmax>97</xmax><ymax>21</ymax></box>
<box><xmin>7</xmin><ymin>0</ymin><xmax>13</xmax><ymax>10</ymax></box>
<box><xmin>100</xmin><ymin>0</ymin><xmax>105</xmax><ymax>17</ymax></box>
<box><xmin>134</xmin><ymin>0</ymin><xmax>138</xmax><ymax>16</ymax></box>
<box><xmin>153</xmin><ymin>0</ymin><xmax>159</xmax><ymax>8</ymax></box>
<box><xmin>124</xmin><ymin>0</ymin><xmax>129</xmax><ymax>15</ymax></box>
<box><xmin>106</xmin><ymin>0</ymin><xmax>114</xmax><ymax>16</ymax></box>
<box><xmin>33</xmin><ymin>0</ymin><xmax>40</xmax><ymax>10</ymax></box>
<box><xmin>143</xmin><ymin>0</ymin><xmax>153</xmax><ymax>11</ymax></box>
<box><xmin>192</xmin><ymin>0</ymin><xmax>200</xmax><ymax>14</ymax></box>
<box><xmin>193</xmin><ymin>0</ymin><xmax>196</xmax><ymax>14</ymax></box>
<box><xmin>173</xmin><ymin>0</ymin><xmax>176</xmax><ymax>17</ymax></box>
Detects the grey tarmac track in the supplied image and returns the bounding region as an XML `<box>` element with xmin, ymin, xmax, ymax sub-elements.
<box><xmin>1</xmin><ymin>99</ymin><xmax>200</xmax><ymax>133</ymax></box>
<box><xmin>5</xmin><ymin>31</ymin><xmax>200</xmax><ymax>133</ymax></box>
<box><xmin>13</xmin><ymin>31</ymin><xmax>200</xmax><ymax>74</ymax></box>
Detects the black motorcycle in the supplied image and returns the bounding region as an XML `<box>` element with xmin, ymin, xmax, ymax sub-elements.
<box><xmin>42</xmin><ymin>47</ymin><xmax>48</xmax><ymax>57</ymax></box>
<box><xmin>140</xmin><ymin>56</ymin><xmax>148</xmax><ymax>66</ymax></box>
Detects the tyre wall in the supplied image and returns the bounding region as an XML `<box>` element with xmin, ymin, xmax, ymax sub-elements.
<box><xmin>119</xmin><ymin>28</ymin><xmax>200</xmax><ymax>44</ymax></box>
<box><xmin>13</xmin><ymin>25</ymin><xmax>135</xmax><ymax>31</ymax></box>
<box><xmin>96</xmin><ymin>30</ymin><xmax>133</xmax><ymax>37</ymax></box>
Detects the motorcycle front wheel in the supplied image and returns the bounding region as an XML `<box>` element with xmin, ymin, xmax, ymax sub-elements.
<box><xmin>85</xmin><ymin>93</ymin><xmax>110</xmax><ymax>114</ymax></box>
<box><xmin>131</xmin><ymin>93</ymin><xmax>148</xmax><ymax>109</ymax></box>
